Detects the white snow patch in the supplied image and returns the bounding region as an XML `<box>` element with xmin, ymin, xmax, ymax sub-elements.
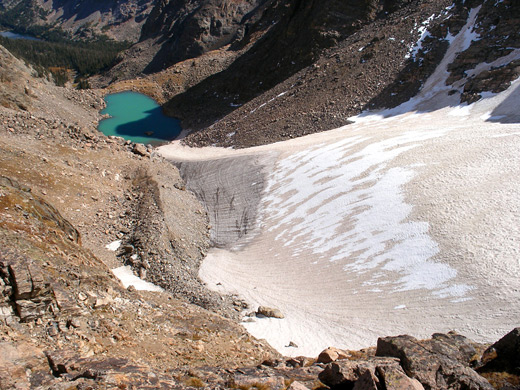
<box><xmin>406</xmin><ymin>14</ymin><xmax>435</xmax><ymax>60</ymax></box>
<box><xmin>250</xmin><ymin>91</ymin><xmax>288</xmax><ymax>113</ymax></box>
<box><xmin>459</xmin><ymin>10</ymin><xmax>481</xmax><ymax>52</ymax></box>
<box><xmin>106</xmin><ymin>240</ymin><xmax>121</xmax><ymax>251</ymax></box>
<box><xmin>262</xmin><ymin>128</ymin><xmax>469</xmax><ymax>296</ymax></box>
<box><xmin>490</xmin><ymin>131</ymin><xmax>520</xmax><ymax>138</ymax></box>
<box><xmin>112</xmin><ymin>266</ymin><xmax>163</xmax><ymax>292</ymax></box>
<box><xmin>446</xmin><ymin>30</ymin><xmax>457</xmax><ymax>44</ymax></box>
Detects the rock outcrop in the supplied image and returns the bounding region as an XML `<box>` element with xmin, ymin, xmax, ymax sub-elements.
<box><xmin>375</xmin><ymin>333</ymin><xmax>493</xmax><ymax>390</ymax></box>
<box><xmin>319</xmin><ymin>357</ymin><xmax>425</xmax><ymax>390</ymax></box>
<box><xmin>140</xmin><ymin>0</ymin><xmax>262</xmax><ymax>73</ymax></box>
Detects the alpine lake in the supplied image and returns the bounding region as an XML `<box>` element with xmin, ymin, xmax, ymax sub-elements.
<box><xmin>98</xmin><ymin>91</ymin><xmax>182</xmax><ymax>146</ymax></box>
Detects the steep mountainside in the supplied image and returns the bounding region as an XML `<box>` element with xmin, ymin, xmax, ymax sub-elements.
<box><xmin>155</xmin><ymin>0</ymin><xmax>519</xmax><ymax>148</ymax></box>
<box><xmin>104</xmin><ymin>0</ymin><xmax>269</xmax><ymax>82</ymax></box>
<box><xmin>0</xmin><ymin>0</ymin><xmax>155</xmax><ymax>41</ymax></box>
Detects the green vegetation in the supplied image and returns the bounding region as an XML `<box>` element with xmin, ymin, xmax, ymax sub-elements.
<box><xmin>0</xmin><ymin>35</ymin><xmax>130</xmax><ymax>83</ymax></box>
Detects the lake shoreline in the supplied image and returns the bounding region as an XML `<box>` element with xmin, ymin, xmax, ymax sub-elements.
<box><xmin>98</xmin><ymin>90</ymin><xmax>182</xmax><ymax>146</ymax></box>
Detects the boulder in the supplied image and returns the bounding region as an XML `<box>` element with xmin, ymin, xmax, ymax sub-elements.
<box><xmin>479</xmin><ymin>327</ymin><xmax>520</xmax><ymax>372</ymax></box>
<box><xmin>53</xmin><ymin>285</ymin><xmax>82</xmax><ymax>315</ymax></box>
<box><xmin>317</xmin><ymin>346</ymin><xmax>350</xmax><ymax>363</ymax></box>
<box><xmin>257</xmin><ymin>306</ymin><xmax>284</xmax><ymax>319</ymax></box>
<box><xmin>319</xmin><ymin>357</ymin><xmax>397</xmax><ymax>386</ymax></box>
<box><xmin>376</xmin><ymin>334</ymin><xmax>493</xmax><ymax>390</ymax></box>
<box><xmin>288</xmin><ymin>381</ymin><xmax>310</xmax><ymax>390</ymax></box>
<box><xmin>353</xmin><ymin>369</ymin><xmax>379</xmax><ymax>390</ymax></box>
<box><xmin>132</xmin><ymin>143</ymin><xmax>150</xmax><ymax>157</ymax></box>
<box><xmin>286</xmin><ymin>356</ymin><xmax>314</xmax><ymax>368</ymax></box>
<box><xmin>376</xmin><ymin>363</ymin><xmax>425</xmax><ymax>390</ymax></box>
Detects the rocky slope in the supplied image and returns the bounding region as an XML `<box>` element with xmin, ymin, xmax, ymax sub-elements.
<box><xmin>154</xmin><ymin>0</ymin><xmax>519</xmax><ymax>148</ymax></box>
<box><xmin>0</xmin><ymin>42</ymin><xmax>280</xmax><ymax>387</ymax></box>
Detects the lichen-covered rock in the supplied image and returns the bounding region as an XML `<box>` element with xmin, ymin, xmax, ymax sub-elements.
<box><xmin>376</xmin><ymin>333</ymin><xmax>493</xmax><ymax>390</ymax></box>
<box><xmin>319</xmin><ymin>357</ymin><xmax>395</xmax><ymax>387</ymax></box>
<box><xmin>0</xmin><ymin>249</ymin><xmax>54</xmax><ymax>322</ymax></box>
<box><xmin>376</xmin><ymin>363</ymin><xmax>425</xmax><ymax>390</ymax></box>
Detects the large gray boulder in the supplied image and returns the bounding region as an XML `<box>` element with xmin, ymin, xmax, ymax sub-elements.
<box><xmin>319</xmin><ymin>357</ymin><xmax>424</xmax><ymax>390</ymax></box>
<box><xmin>376</xmin><ymin>333</ymin><xmax>493</xmax><ymax>390</ymax></box>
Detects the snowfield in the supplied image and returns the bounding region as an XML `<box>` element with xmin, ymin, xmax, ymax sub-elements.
<box><xmin>158</xmin><ymin>5</ymin><xmax>520</xmax><ymax>357</ymax></box>
<box><xmin>159</xmin><ymin>80</ymin><xmax>520</xmax><ymax>356</ymax></box>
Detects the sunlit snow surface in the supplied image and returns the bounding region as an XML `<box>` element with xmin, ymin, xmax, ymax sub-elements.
<box><xmin>112</xmin><ymin>266</ymin><xmax>163</xmax><ymax>292</ymax></box>
<box><xmin>262</xmin><ymin>129</ymin><xmax>469</xmax><ymax>296</ymax></box>
<box><xmin>159</xmin><ymin>4</ymin><xmax>520</xmax><ymax>358</ymax></box>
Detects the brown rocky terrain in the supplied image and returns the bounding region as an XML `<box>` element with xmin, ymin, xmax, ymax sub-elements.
<box><xmin>153</xmin><ymin>0</ymin><xmax>519</xmax><ymax>148</ymax></box>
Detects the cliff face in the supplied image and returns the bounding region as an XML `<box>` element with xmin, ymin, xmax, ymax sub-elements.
<box><xmin>140</xmin><ymin>0</ymin><xmax>261</xmax><ymax>72</ymax></box>
<box><xmin>102</xmin><ymin>0</ymin><xmax>267</xmax><ymax>81</ymax></box>
<box><xmin>0</xmin><ymin>0</ymin><xmax>155</xmax><ymax>41</ymax></box>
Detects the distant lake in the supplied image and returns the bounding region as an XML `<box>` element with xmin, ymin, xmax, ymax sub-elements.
<box><xmin>98</xmin><ymin>91</ymin><xmax>182</xmax><ymax>146</ymax></box>
<box><xmin>0</xmin><ymin>31</ymin><xmax>41</xmax><ymax>41</ymax></box>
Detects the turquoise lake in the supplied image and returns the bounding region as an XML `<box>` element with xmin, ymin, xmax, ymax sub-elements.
<box><xmin>98</xmin><ymin>91</ymin><xmax>182</xmax><ymax>145</ymax></box>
